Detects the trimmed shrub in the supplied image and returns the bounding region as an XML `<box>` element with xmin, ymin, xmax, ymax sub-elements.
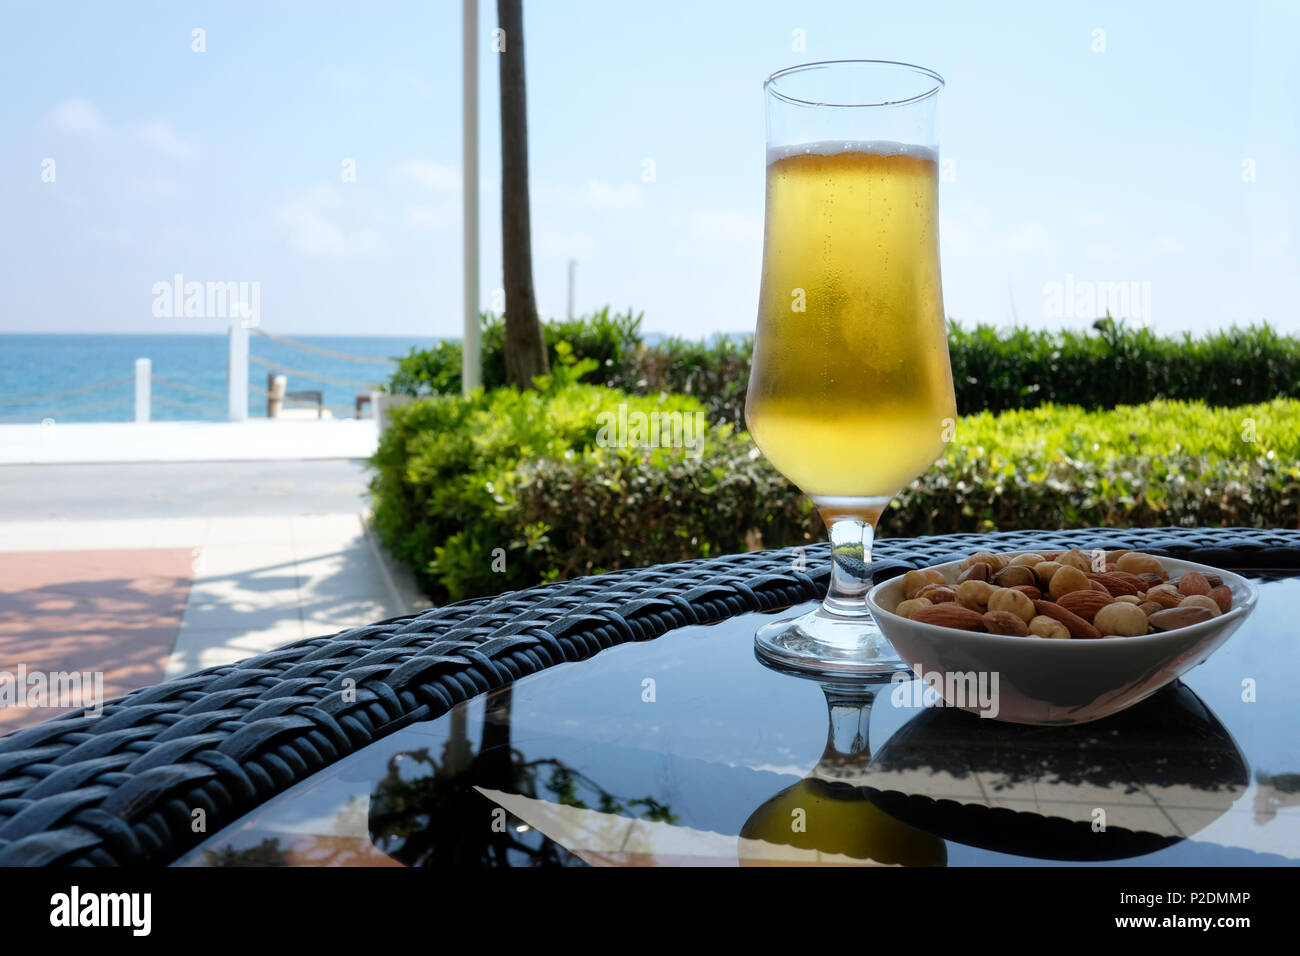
<box><xmin>387</xmin><ymin>313</ymin><xmax>1300</xmax><ymax>423</ymax></box>
<box><xmin>370</xmin><ymin>392</ymin><xmax>1300</xmax><ymax>603</ymax></box>
<box><xmin>386</xmin><ymin>308</ymin><xmax>643</xmax><ymax>397</ymax></box>
<box><xmin>367</xmin><ymin>375</ymin><xmax>767</xmax><ymax>602</ymax></box>
<box><xmin>948</xmin><ymin>319</ymin><xmax>1300</xmax><ymax>413</ymax></box>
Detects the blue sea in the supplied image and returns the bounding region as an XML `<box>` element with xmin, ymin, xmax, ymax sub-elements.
<box><xmin>0</xmin><ymin>334</ymin><xmax>441</xmax><ymax>424</ymax></box>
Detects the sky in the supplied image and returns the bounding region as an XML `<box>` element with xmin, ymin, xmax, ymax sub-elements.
<box><xmin>2</xmin><ymin>0</ymin><xmax>1297</xmax><ymax>339</ymax></box>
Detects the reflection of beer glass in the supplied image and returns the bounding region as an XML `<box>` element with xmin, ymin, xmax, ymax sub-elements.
<box><xmin>747</xmin><ymin>61</ymin><xmax>957</xmax><ymax>674</ymax></box>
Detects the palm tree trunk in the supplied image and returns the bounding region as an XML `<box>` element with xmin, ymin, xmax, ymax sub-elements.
<box><xmin>497</xmin><ymin>0</ymin><xmax>549</xmax><ymax>387</ymax></box>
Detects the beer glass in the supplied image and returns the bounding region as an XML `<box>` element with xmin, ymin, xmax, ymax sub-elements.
<box><xmin>746</xmin><ymin>60</ymin><xmax>957</xmax><ymax>675</ymax></box>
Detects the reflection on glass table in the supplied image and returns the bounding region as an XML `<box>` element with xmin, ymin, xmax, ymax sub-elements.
<box><xmin>178</xmin><ymin>571</ymin><xmax>1300</xmax><ymax>867</ymax></box>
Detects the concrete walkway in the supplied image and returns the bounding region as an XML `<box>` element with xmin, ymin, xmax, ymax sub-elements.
<box><xmin>0</xmin><ymin>419</ymin><xmax>378</xmax><ymax>465</ymax></box>
<box><xmin>0</xmin><ymin>460</ymin><xmax>426</xmax><ymax>731</ymax></box>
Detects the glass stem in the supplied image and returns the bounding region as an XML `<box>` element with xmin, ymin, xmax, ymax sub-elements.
<box><xmin>824</xmin><ymin>517</ymin><xmax>875</xmax><ymax>617</ymax></box>
<box><xmin>823</xmin><ymin>686</ymin><xmax>876</xmax><ymax>758</ymax></box>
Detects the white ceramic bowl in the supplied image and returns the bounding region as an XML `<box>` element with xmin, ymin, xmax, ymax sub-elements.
<box><xmin>866</xmin><ymin>555</ymin><xmax>1258</xmax><ymax>725</ymax></box>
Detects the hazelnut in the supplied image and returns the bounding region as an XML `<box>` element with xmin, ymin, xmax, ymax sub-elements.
<box><xmin>1034</xmin><ymin>561</ymin><xmax>1064</xmax><ymax>586</ymax></box>
<box><xmin>987</xmin><ymin>586</ymin><xmax>1036</xmax><ymax>623</ymax></box>
<box><xmin>956</xmin><ymin>579</ymin><xmax>995</xmax><ymax>611</ymax></box>
<box><xmin>1029</xmin><ymin>615</ymin><xmax>1071</xmax><ymax>639</ymax></box>
<box><xmin>895</xmin><ymin>597</ymin><xmax>933</xmax><ymax>619</ymax></box>
<box><xmin>1058</xmin><ymin>548</ymin><xmax>1092</xmax><ymax>571</ymax></box>
<box><xmin>1094</xmin><ymin>602</ymin><xmax>1149</xmax><ymax>637</ymax></box>
<box><xmin>901</xmin><ymin>570</ymin><xmax>931</xmax><ymax>599</ymax></box>
<box><xmin>1117</xmin><ymin>551</ymin><xmax>1166</xmax><ymax>578</ymax></box>
<box><xmin>1179</xmin><ymin>594</ymin><xmax>1222</xmax><ymax>617</ymax></box>
<box><xmin>1048</xmin><ymin>564</ymin><xmax>1092</xmax><ymax>599</ymax></box>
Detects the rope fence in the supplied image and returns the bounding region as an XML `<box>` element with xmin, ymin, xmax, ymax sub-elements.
<box><xmin>0</xmin><ymin>397</ymin><xmax>133</xmax><ymax>423</ymax></box>
<box><xmin>0</xmin><ymin>376</ymin><xmax>133</xmax><ymax>408</ymax></box>
<box><xmin>250</xmin><ymin>328</ymin><xmax>396</xmax><ymax>365</ymax></box>
<box><xmin>151</xmin><ymin>375</ymin><xmax>228</xmax><ymax>403</ymax></box>
<box><xmin>152</xmin><ymin>395</ymin><xmax>225</xmax><ymax>414</ymax></box>
<box><xmin>249</xmin><ymin>354</ymin><xmax>379</xmax><ymax>389</ymax></box>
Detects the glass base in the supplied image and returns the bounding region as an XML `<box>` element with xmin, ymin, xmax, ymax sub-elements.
<box><xmin>755</xmin><ymin>605</ymin><xmax>905</xmax><ymax>677</ymax></box>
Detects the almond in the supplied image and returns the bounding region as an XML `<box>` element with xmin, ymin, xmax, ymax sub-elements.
<box><xmin>1177</xmin><ymin>571</ymin><xmax>1211</xmax><ymax>596</ymax></box>
<box><xmin>1109</xmin><ymin>570</ymin><xmax>1149</xmax><ymax>591</ymax></box>
<box><xmin>1033</xmin><ymin>599</ymin><xmax>1102</xmax><ymax>640</ymax></box>
<box><xmin>983</xmin><ymin>610</ymin><xmax>1030</xmax><ymax>636</ymax></box>
<box><xmin>1010</xmin><ymin>584</ymin><xmax>1042</xmax><ymax>601</ymax></box>
<box><xmin>1057</xmin><ymin>589</ymin><xmax>1114</xmax><ymax>623</ymax></box>
<box><xmin>1086</xmin><ymin>571</ymin><xmax>1142</xmax><ymax>597</ymax></box>
<box><xmin>1147</xmin><ymin>606</ymin><xmax>1214</xmax><ymax>631</ymax></box>
<box><xmin>917</xmin><ymin>584</ymin><xmax>956</xmax><ymax>603</ymax></box>
<box><xmin>911</xmin><ymin>602</ymin><xmax>987</xmax><ymax>632</ymax></box>
<box><xmin>1208</xmin><ymin>585</ymin><xmax>1233</xmax><ymax>613</ymax></box>
<box><xmin>1137</xmin><ymin>601</ymin><xmax>1163</xmax><ymax>616</ymax></box>
<box><xmin>1145</xmin><ymin>584</ymin><xmax>1184</xmax><ymax>609</ymax></box>
<box><xmin>993</xmin><ymin>565</ymin><xmax>1036</xmax><ymax>589</ymax></box>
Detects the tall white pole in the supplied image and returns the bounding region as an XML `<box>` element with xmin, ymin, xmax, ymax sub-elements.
<box><xmin>134</xmin><ymin>357</ymin><xmax>151</xmax><ymax>423</ymax></box>
<box><xmin>567</xmin><ymin>259</ymin><xmax>576</xmax><ymax>317</ymax></box>
<box><xmin>461</xmin><ymin>0</ymin><xmax>481</xmax><ymax>394</ymax></box>
<box><xmin>228</xmin><ymin>321</ymin><xmax>249</xmax><ymax>421</ymax></box>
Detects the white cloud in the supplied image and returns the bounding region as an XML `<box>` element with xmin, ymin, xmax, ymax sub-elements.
<box><xmin>49</xmin><ymin>98</ymin><xmax>107</xmax><ymax>135</ymax></box>
<box><xmin>399</xmin><ymin>160</ymin><xmax>459</xmax><ymax>191</ymax></box>
<box><xmin>1146</xmin><ymin>234</ymin><xmax>1186</xmax><ymax>257</ymax></box>
<box><xmin>280</xmin><ymin>187</ymin><xmax>385</xmax><ymax>257</ymax></box>
<box><xmin>537</xmin><ymin>230</ymin><xmax>598</xmax><ymax>260</ymax></box>
<box><xmin>1005</xmin><ymin>222</ymin><xmax>1052</xmax><ymax>254</ymax></box>
<box><xmin>583</xmin><ymin>179</ymin><xmax>642</xmax><ymax>210</ymax></box>
<box><xmin>692</xmin><ymin>210</ymin><xmax>762</xmax><ymax>243</ymax></box>
<box><xmin>139</xmin><ymin>121</ymin><xmax>197</xmax><ymax>160</ymax></box>
<box><xmin>940</xmin><ymin>215</ymin><xmax>974</xmax><ymax>258</ymax></box>
<box><xmin>405</xmin><ymin>199</ymin><xmax>460</xmax><ymax>229</ymax></box>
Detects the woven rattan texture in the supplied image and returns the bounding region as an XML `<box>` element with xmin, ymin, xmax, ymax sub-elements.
<box><xmin>1</xmin><ymin>527</ymin><xmax>1298</xmax><ymax>866</ymax></box>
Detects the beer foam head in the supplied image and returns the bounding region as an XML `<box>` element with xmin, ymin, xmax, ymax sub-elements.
<box><xmin>767</xmin><ymin>140</ymin><xmax>938</xmax><ymax>165</ymax></box>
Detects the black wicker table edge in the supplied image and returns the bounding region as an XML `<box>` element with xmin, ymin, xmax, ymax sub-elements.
<box><xmin>1</xmin><ymin>526</ymin><xmax>1298</xmax><ymax>866</ymax></box>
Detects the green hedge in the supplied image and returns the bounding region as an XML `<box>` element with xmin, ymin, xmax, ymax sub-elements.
<box><xmin>370</xmin><ymin>389</ymin><xmax>1299</xmax><ymax>603</ymax></box>
<box><xmin>386</xmin><ymin>308</ymin><xmax>642</xmax><ymax>397</ymax></box>
<box><xmin>889</xmin><ymin>399</ymin><xmax>1300</xmax><ymax>534</ymax></box>
<box><xmin>948</xmin><ymin>318</ymin><xmax>1300</xmax><ymax>413</ymax></box>
<box><xmin>367</xmin><ymin>373</ymin><xmax>798</xmax><ymax>602</ymax></box>
<box><xmin>387</xmin><ymin>313</ymin><xmax>1300</xmax><ymax>421</ymax></box>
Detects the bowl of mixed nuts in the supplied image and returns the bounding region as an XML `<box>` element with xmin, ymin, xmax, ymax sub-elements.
<box><xmin>866</xmin><ymin>548</ymin><xmax>1258</xmax><ymax>725</ymax></box>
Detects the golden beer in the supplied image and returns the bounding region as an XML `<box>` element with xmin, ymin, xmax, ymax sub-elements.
<box><xmin>745</xmin><ymin>144</ymin><xmax>957</xmax><ymax>503</ymax></box>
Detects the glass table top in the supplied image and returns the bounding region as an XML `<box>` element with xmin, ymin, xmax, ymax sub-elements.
<box><xmin>178</xmin><ymin>570</ymin><xmax>1300</xmax><ymax>867</ymax></box>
